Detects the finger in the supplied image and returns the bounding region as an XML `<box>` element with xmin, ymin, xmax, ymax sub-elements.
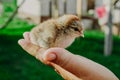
<box><xmin>23</xmin><ymin>32</ymin><xmax>30</xmax><ymax>42</ymax></box>
<box><xmin>18</xmin><ymin>39</ymin><xmax>40</xmax><ymax>57</ymax></box>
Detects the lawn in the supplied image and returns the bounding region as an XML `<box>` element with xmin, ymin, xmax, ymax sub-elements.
<box><xmin>0</xmin><ymin>2</ymin><xmax>120</xmax><ymax>80</ymax></box>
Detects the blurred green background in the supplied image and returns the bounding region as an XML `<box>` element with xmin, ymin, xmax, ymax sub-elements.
<box><xmin>0</xmin><ymin>1</ymin><xmax>120</xmax><ymax>80</ymax></box>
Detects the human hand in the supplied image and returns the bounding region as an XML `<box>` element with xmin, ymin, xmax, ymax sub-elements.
<box><xmin>18</xmin><ymin>32</ymin><xmax>118</xmax><ymax>80</ymax></box>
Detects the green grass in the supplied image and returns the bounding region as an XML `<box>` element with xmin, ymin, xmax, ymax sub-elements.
<box><xmin>0</xmin><ymin>30</ymin><xmax>120</xmax><ymax>80</ymax></box>
<box><xmin>0</xmin><ymin>3</ymin><xmax>120</xmax><ymax>80</ymax></box>
<box><xmin>0</xmin><ymin>34</ymin><xmax>63</xmax><ymax>80</ymax></box>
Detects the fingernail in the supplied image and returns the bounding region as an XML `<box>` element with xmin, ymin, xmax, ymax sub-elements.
<box><xmin>44</xmin><ymin>53</ymin><xmax>56</xmax><ymax>61</ymax></box>
<box><xmin>18</xmin><ymin>39</ymin><xmax>25</xmax><ymax>45</ymax></box>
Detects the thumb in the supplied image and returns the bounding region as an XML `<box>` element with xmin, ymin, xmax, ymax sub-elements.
<box><xmin>42</xmin><ymin>48</ymin><xmax>73</xmax><ymax>67</ymax></box>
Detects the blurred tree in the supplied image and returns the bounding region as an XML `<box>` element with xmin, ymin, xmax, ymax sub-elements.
<box><xmin>13</xmin><ymin>0</ymin><xmax>17</xmax><ymax>6</ymax></box>
<box><xmin>0</xmin><ymin>0</ymin><xmax>25</xmax><ymax>29</ymax></box>
<box><xmin>104</xmin><ymin>7</ymin><xmax>112</xmax><ymax>56</ymax></box>
<box><xmin>104</xmin><ymin>0</ymin><xmax>118</xmax><ymax>56</ymax></box>
<box><xmin>0</xmin><ymin>0</ymin><xmax>3</xmax><ymax>16</ymax></box>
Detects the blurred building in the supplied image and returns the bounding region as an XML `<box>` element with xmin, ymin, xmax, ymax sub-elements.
<box><xmin>17</xmin><ymin>0</ymin><xmax>120</xmax><ymax>35</ymax></box>
<box><xmin>17</xmin><ymin>0</ymin><xmax>81</xmax><ymax>24</ymax></box>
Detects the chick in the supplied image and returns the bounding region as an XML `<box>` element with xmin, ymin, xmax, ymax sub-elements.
<box><xmin>30</xmin><ymin>15</ymin><xmax>84</xmax><ymax>48</ymax></box>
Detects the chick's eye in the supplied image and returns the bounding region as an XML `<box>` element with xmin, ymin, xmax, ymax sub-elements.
<box><xmin>71</xmin><ymin>27</ymin><xmax>79</xmax><ymax>31</ymax></box>
<box><xmin>74</xmin><ymin>28</ymin><xmax>79</xmax><ymax>31</ymax></box>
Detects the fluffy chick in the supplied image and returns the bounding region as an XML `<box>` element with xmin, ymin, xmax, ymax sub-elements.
<box><xmin>30</xmin><ymin>15</ymin><xmax>84</xmax><ymax>48</ymax></box>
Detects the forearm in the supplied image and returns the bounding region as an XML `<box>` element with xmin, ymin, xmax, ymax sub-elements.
<box><xmin>64</xmin><ymin>54</ymin><xmax>119</xmax><ymax>80</ymax></box>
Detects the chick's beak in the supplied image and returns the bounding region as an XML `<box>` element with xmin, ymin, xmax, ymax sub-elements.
<box><xmin>80</xmin><ymin>30</ymin><xmax>84</xmax><ymax>37</ymax></box>
<box><xmin>78</xmin><ymin>30</ymin><xmax>84</xmax><ymax>38</ymax></box>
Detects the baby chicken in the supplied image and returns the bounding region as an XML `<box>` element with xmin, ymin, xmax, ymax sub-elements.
<box><xmin>30</xmin><ymin>15</ymin><xmax>84</xmax><ymax>48</ymax></box>
<box><xmin>29</xmin><ymin>15</ymin><xmax>84</xmax><ymax>80</ymax></box>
